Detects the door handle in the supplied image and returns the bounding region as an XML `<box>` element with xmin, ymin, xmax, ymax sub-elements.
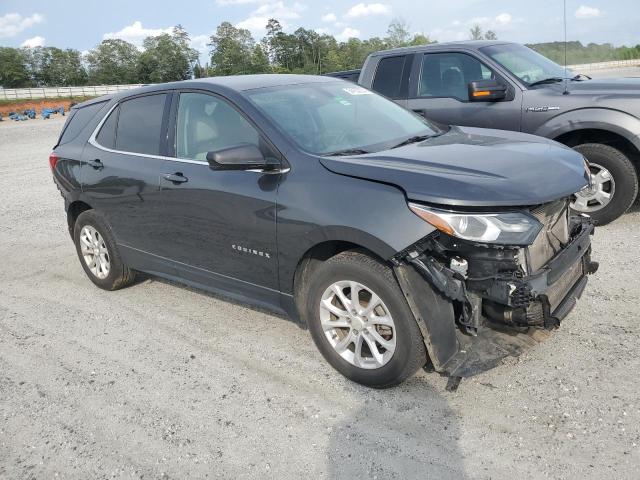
<box><xmin>87</xmin><ymin>159</ymin><xmax>103</xmax><ymax>170</ymax></box>
<box><xmin>163</xmin><ymin>172</ymin><xmax>188</xmax><ymax>184</ymax></box>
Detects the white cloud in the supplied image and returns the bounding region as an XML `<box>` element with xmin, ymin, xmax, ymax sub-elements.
<box><xmin>252</xmin><ymin>1</ymin><xmax>305</xmax><ymax>19</ymax></box>
<box><xmin>21</xmin><ymin>35</ymin><xmax>45</xmax><ymax>48</ymax></box>
<box><xmin>236</xmin><ymin>2</ymin><xmax>305</xmax><ymax>38</ymax></box>
<box><xmin>345</xmin><ymin>3</ymin><xmax>391</xmax><ymax>18</ymax></box>
<box><xmin>321</xmin><ymin>12</ymin><xmax>337</xmax><ymax>22</ymax></box>
<box><xmin>468</xmin><ymin>12</ymin><xmax>514</xmax><ymax>30</ymax></box>
<box><xmin>575</xmin><ymin>5</ymin><xmax>602</xmax><ymax>19</ymax></box>
<box><xmin>336</xmin><ymin>27</ymin><xmax>361</xmax><ymax>41</ymax></box>
<box><xmin>0</xmin><ymin>13</ymin><xmax>44</xmax><ymax>38</ymax></box>
<box><xmin>103</xmin><ymin>21</ymin><xmax>173</xmax><ymax>47</ymax></box>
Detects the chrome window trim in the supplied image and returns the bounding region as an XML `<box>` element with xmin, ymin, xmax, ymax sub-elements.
<box><xmin>89</xmin><ymin>97</ymin><xmax>291</xmax><ymax>173</ymax></box>
<box><xmin>89</xmin><ymin>101</ymin><xmax>211</xmax><ymax>166</ymax></box>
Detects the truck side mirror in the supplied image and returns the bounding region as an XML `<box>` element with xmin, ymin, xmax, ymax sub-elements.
<box><xmin>468</xmin><ymin>80</ymin><xmax>507</xmax><ymax>102</ymax></box>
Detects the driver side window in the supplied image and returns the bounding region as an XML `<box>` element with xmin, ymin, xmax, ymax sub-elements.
<box><xmin>418</xmin><ymin>52</ymin><xmax>497</xmax><ymax>101</ymax></box>
<box><xmin>176</xmin><ymin>92</ymin><xmax>259</xmax><ymax>161</ymax></box>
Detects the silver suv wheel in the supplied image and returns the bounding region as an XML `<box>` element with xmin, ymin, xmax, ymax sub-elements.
<box><xmin>319</xmin><ymin>280</ymin><xmax>396</xmax><ymax>369</ymax></box>
<box><xmin>79</xmin><ymin>225</ymin><xmax>110</xmax><ymax>279</ymax></box>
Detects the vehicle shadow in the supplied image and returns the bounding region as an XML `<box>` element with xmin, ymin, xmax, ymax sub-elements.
<box><xmin>324</xmin><ymin>375</ymin><xmax>467</xmax><ymax>480</ymax></box>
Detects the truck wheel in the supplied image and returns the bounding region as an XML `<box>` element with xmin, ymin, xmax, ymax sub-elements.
<box><xmin>570</xmin><ymin>143</ymin><xmax>638</xmax><ymax>225</ymax></box>
<box><xmin>303</xmin><ymin>251</ymin><xmax>427</xmax><ymax>388</ymax></box>
<box><xmin>73</xmin><ymin>210</ymin><xmax>135</xmax><ymax>290</ymax></box>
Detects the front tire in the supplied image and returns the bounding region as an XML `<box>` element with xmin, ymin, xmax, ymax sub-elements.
<box><xmin>73</xmin><ymin>210</ymin><xmax>135</xmax><ymax>290</ymax></box>
<box><xmin>570</xmin><ymin>143</ymin><xmax>638</xmax><ymax>225</ymax></box>
<box><xmin>303</xmin><ymin>251</ymin><xmax>427</xmax><ymax>388</ymax></box>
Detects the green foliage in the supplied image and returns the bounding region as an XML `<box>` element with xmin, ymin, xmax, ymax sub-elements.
<box><xmin>137</xmin><ymin>28</ymin><xmax>199</xmax><ymax>83</ymax></box>
<box><xmin>0</xmin><ymin>47</ymin><xmax>30</xmax><ymax>88</ymax></box>
<box><xmin>469</xmin><ymin>25</ymin><xmax>497</xmax><ymax>41</ymax></box>
<box><xmin>527</xmin><ymin>41</ymin><xmax>640</xmax><ymax>64</ymax></box>
<box><xmin>208</xmin><ymin>21</ymin><xmax>256</xmax><ymax>75</ymax></box>
<box><xmin>86</xmin><ymin>39</ymin><xmax>140</xmax><ymax>84</ymax></box>
<box><xmin>24</xmin><ymin>47</ymin><xmax>87</xmax><ymax>86</ymax></box>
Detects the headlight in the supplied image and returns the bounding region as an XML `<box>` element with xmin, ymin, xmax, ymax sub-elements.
<box><xmin>408</xmin><ymin>203</ymin><xmax>542</xmax><ymax>245</ymax></box>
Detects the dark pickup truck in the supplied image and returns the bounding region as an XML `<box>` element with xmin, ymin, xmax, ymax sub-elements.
<box><xmin>331</xmin><ymin>41</ymin><xmax>640</xmax><ymax>224</ymax></box>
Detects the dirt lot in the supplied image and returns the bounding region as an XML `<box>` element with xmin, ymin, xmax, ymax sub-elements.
<box><xmin>0</xmin><ymin>117</ymin><xmax>638</xmax><ymax>480</ymax></box>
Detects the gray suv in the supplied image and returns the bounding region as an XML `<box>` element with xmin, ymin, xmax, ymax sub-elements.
<box><xmin>51</xmin><ymin>75</ymin><xmax>597</xmax><ymax>387</ymax></box>
<box><xmin>355</xmin><ymin>41</ymin><xmax>640</xmax><ymax>224</ymax></box>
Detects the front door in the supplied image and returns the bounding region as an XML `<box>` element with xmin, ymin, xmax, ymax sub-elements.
<box><xmin>407</xmin><ymin>51</ymin><xmax>522</xmax><ymax>132</ymax></box>
<box><xmin>158</xmin><ymin>91</ymin><xmax>281</xmax><ymax>306</ymax></box>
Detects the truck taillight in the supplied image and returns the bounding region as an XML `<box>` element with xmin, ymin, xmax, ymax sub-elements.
<box><xmin>49</xmin><ymin>152</ymin><xmax>59</xmax><ymax>171</ymax></box>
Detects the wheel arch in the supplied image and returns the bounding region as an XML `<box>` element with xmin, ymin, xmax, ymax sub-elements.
<box><xmin>535</xmin><ymin>108</ymin><xmax>640</xmax><ymax>158</ymax></box>
<box><xmin>553</xmin><ymin>127</ymin><xmax>640</xmax><ymax>174</ymax></box>
<box><xmin>66</xmin><ymin>200</ymin><xmax>93</xmax><ymax>238</ymax></box>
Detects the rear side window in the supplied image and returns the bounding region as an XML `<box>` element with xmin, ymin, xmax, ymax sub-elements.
<box><xmin>95</xmin><ymin>106</ymin><xmax>118</xmax><ymax>149</ymax></box>
<box><xmin>58</xmin><ymin>101</ymin><xmax>108</xmax><ymax>145</ymax></box>
<box><xmin>372</xmin><ymin>55</ymin><xmax>410</xmax><ymax>99</ymax></box>
<box><xmin>115</xmin><ymin>94</ymin><xmax>168</xmax><ymax>155</ymax></box>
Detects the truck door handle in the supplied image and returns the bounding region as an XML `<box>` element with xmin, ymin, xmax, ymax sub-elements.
<box><xmin>163</xmin><ymin>172</ymin><xmax>188</xmax><ymax>184</ymax></box>
<box><xmin>87</xmin><ymin>159</ymin><xmax>103</xmax><ymax>170</ymax></box>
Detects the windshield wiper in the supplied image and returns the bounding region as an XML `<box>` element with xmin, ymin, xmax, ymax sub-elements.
<box><xmin>390</xmin><ymin>134</ymin><xmax>434</xmax><ymax>150</ymax></box>
<box><xmin>528</xmin><ymin>77</ymin><xmax>565</xmax><ymax>87</ymax></box>
<box><xmin>325</xmin><ymin>148</ymin><xmax>370</xmax><ymax>157</ymax></box>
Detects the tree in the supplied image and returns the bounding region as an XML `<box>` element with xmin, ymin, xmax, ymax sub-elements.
<box><xmin>24</xmin><ymin>47</ymin><xmax>87</xmax><ymax>86</ymax></box>
<box><xmin>386</xmin><ymin>19</ymin><xmax>411</xmax><ymax>48</ymax></box>
<box><xmin>485</xmin><ymin>30</ymin><xmax>497</xmax><ymax>40</ymax></box>
<box><xmin>0</xmin><ymin>47</ymin><xmax>30</xmax><ymax>88</ymax></box>
<box><xmin>469</xmin><ymin>25</ymin><xmax>484</xmax><ymax>40</ymax></box>
<box><xmin>137</xmin><ymin>29</ymin><xmax>199</xmax><ymax>83</ymax></box>
<box><xmin>209</xmin><ymin>22</ymin><xmax>256</xmax><ymax>75</ymax></box>
<box><xmin>86</xmin><ymin>39</ymin><xmax>140</xmax><ymax>84</ymax></box>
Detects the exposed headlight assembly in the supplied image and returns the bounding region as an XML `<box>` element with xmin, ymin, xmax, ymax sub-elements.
<box><xmin>409</xmin><ymin>203</ymin><xmax>542</xmax><ymax>245</ymax></box>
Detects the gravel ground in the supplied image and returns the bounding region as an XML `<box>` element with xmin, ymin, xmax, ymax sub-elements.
<box><xmin>0</xmin><ymin>117</ymin><xmax>639</xmax><ymax>480</ymax></box>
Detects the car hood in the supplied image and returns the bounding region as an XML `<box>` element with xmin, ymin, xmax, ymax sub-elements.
<box><xmin>319</xmin><ymin>126</ymin><xmax>589</xmax><ymax>207</ymax></box>
<box><xmin>566</xmin><ymin>77</ymin><xmax>640</xmax><ymax>95</ymax></box>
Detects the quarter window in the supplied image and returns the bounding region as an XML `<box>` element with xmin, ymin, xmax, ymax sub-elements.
<box><xmin>176</xmin><ymin>92</ymin><xmax>259</xmax><ymax>161</ymax></box>
<box><xmin>95</xmin><ymin>105</ymin><xmax>118</xmax><ymax>149</ymax></box>
<box><xmin>418</xmin><ymin>52</ymin><xmax>498</xmax><ymax>101</ymax></box>
<box><xmin>115</xmin><ymin>94</ymin><xmax>168</xmax><ymax>155</ymax></box>
<box><xmin>372</xmin><ymin>55</ymin><xmax>410</xmax><ymax>99</ymax></box>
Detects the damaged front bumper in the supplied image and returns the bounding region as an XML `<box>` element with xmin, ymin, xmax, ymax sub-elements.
<box><xmin>392</xmin><ymin>212</ymin><xmax>599</xmax><ymax>379</ymax></box>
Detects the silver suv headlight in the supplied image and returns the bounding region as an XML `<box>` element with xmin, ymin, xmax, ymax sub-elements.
<box><xmin>409</xmin><ymin>203</ymin><xmax>542</xmax><ymax>245</ymax></box>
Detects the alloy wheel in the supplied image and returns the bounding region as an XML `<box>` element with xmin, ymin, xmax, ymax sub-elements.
<box><xmin>79</xmin><ymin>225</ymin><xmax>110</xmax><ymax>279</ymax></box>
<box><xmin>319</xmin><ymin>280</ymin><xmax>396</xmax><ymax>369</ymax></box>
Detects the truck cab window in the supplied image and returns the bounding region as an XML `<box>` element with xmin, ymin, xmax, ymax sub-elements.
<box><xmin>419</xmin><ymin>52</ymin><xmax>497</xmax><ymax>101</ymax></box>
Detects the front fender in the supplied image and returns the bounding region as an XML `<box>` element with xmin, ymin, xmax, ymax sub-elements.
<box><xmin>534</xmin><ymin>108</ymin><xmax>640</xmax><ymax>150</ymax></box>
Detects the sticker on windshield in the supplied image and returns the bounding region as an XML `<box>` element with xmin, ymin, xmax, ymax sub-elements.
<box><xmin>334</xmin><ymin>96</ymin><xmax>352</xmax><ymax>106</ymax></box>
<box><xmin>342</xmin><ymin>87</ymin><xmax>372</xmax><ymax>96</ymax></box>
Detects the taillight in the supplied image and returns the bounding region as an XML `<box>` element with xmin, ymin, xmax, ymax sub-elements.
<box><xmin>49</xmin><ymin>152</ymin><xmax>59</xmax><ymax>171</ymax></box>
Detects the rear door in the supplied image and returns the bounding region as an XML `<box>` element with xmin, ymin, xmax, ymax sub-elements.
<box><xmin>369</xmin><ymin>54</ymin><xmax>414</xmax><ymax>107</ymax></box>
<box><xmin>81</xmin><ymin>92</ymin><xmax>172</xmax><ymax>268</ymax></box>
<box><xmin>156</xmin><ymin>90</ymin><xmax>281</xmax><ymax>306</ymax></box>
<box><xmin>406</xmin><ymin>51</ymin><xmax>522</xmax><ymax>131</ymax></box>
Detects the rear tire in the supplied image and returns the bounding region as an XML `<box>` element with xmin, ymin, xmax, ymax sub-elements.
<box><xmin>302</xmin><ymin>250</ymin><xmax>427</xmax><ymax>388</ymax></box>
<box><xmin>73</xmin><ymin>210</ymin><xmax>135</xmax><ymax>290</ymax></box>
<box><xmin>571</xmin><ymin>143</ymin><xmax>638</xmax><ymax>225</ymax></box>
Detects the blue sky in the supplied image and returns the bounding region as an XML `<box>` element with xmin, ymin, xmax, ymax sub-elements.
<box><xmin>1</xmin><ymin>0</ymin><xmax>638</xmax><ymax>63</ymax></box>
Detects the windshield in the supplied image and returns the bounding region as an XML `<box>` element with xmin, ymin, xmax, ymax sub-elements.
<box><xmin>480</xmin><ymin>43</ymin><xmax>569</xmax><ymax>86</ymax></box>
<box><xmin>245</xmin><ymin>81</ymin><xmax>437</xmax><ymax>155</ymax></box>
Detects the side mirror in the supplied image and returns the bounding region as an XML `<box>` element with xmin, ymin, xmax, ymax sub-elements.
<box><xmin>468</xmin><ymin>80</ymin><xmax>507</xmax><ymax>102</ymax></box>
<box><xmin>206</xmin><ymin>144</ymin><xmax>269</xmax><ymax>171</ymax></box>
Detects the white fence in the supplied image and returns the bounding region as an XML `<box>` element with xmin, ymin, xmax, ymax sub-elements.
<box><xmin>0</xmin><ymin>84</ymin><xmax>145</xmax><ymax>101</ymax></box>
<box><xmin>568</xmin><ymin>59</ymin><xmax>640</xmax><ymax>71</ymax></box>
